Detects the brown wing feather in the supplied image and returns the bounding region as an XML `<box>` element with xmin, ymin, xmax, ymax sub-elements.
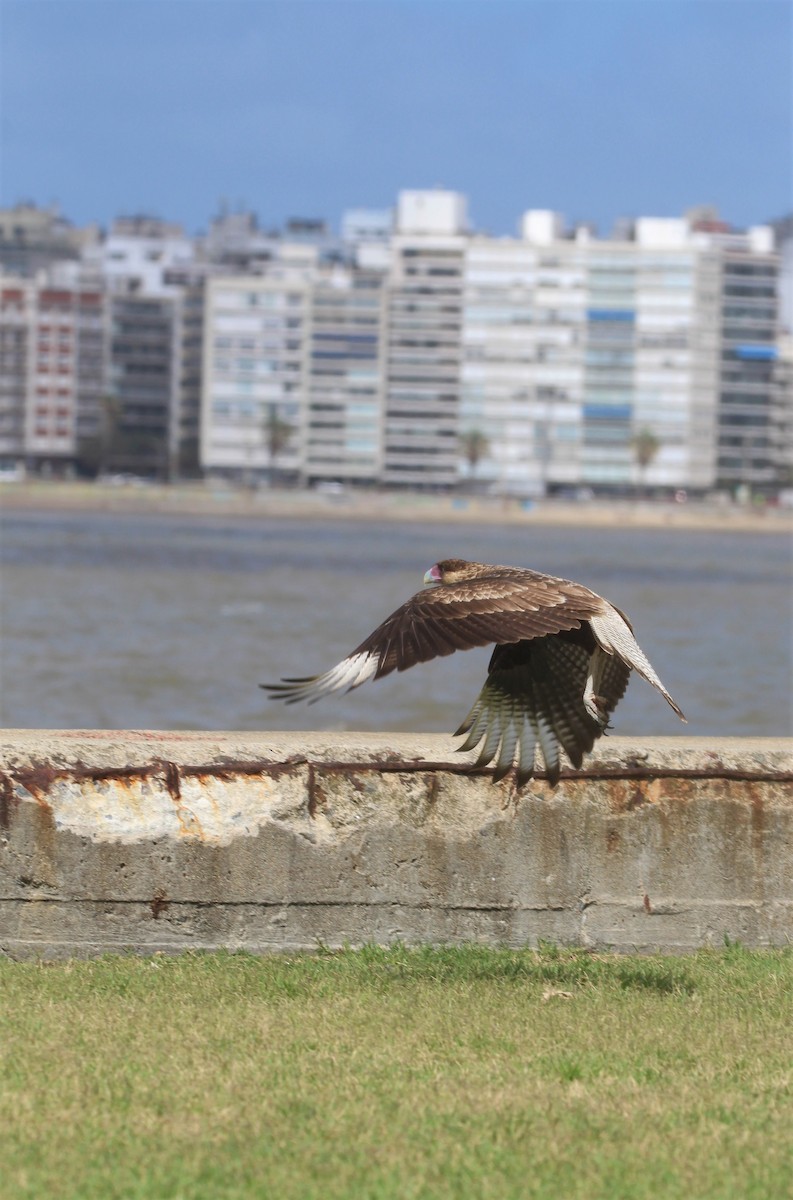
<box><xmin>353</xmin><ymin>572</ymin><xmax>605</xmax><ymax>679</ymax></box>
<box><xmin>263</xmin><ymin>567</ymin><xmax>606</xmax><ymax>705</ymax></box>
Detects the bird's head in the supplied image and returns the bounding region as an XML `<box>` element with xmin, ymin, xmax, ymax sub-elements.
<box><xmin>423</xmin><ymin>558</ymin><xmax>477</xmax><ymax>585</ymax></box>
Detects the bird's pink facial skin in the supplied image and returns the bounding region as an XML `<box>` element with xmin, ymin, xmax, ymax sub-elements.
<box><xmin>423</xmin><ymin>563</ymin><xmax>443</xmax><ymax>585</ymax></box>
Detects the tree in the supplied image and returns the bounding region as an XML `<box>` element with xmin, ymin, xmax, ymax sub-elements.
<box><xmin>263</xmin><ymin>404</ymin><xmax>293</xmax><ymax>485</ymax></box>
<box><xmin>631</xmin><ymin>427</ymin><xmax>661</xmax><ymax>497</ymax></box>
<box><xmin>459</xmin><ymin>429</ymin><xmax>489</xmax><ymax>489</ymax></box>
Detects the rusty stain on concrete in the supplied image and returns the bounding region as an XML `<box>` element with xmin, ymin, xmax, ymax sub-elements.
<box><xmin>163</xmin><ymin>761</ymin><xmax>181</xmax><ymax>801</ymax></box>
<box><xmin>0</xmin><ymin>771</ymin><xmax>15</xmax><ymax>829</ymax></box>
<box><xmin>0</xmin><ymin>732</ymin><xmax>791</xmax><ymax>958</ymax></box>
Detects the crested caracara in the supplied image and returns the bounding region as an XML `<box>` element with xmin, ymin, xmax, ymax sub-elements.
<box><xmin>262</xmin><ymin>558</ymin><xmax>686</xmax><ymax>786</ymax></box>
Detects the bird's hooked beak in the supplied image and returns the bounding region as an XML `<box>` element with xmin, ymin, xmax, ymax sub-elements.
<box><xmin>423</xmin><ymin>564</ymin><xmax>442</xmax><ymax>585</ymax></box>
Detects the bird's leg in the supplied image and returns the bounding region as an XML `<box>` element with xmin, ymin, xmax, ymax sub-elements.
<box><xmin>583</xmin><ymin>646</ymin><xmax>611</xmax><ymax>727</ymax></box>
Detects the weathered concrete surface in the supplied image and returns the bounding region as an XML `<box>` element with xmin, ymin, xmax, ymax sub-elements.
<box><xmin>0</xmin><ymin>731</ymin><xmax>791</xmax><ymax>959</ymax></box>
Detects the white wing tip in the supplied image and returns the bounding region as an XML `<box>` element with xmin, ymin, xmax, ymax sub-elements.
<box><xmin>264</xmin><ymin>650</ymin><xmax>379</xmax><ymax>704</ymax></box>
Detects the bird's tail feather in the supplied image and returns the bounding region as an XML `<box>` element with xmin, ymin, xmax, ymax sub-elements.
<box><xmin>590</xmin><ymin>607</ymin><xmax>686</xmax><ymax>721</ymax></box>
<box><xmin>455</xmin><ymin>637</ymin><xmax>629</xmax><ymax>786</ymax></box>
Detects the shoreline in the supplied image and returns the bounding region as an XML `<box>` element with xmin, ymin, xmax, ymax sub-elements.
<box><xmin>2</xmin><ymin>479</ymin><xmax>791</xmax><ymax>533</ymax></box>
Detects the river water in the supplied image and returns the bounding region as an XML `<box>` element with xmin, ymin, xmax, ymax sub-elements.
<box><xmin>0</xmin><ymin>508</ymin><xmax>790</xmax><ymax>737</ymax></box>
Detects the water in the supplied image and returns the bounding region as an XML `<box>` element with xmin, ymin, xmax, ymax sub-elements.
<box><xmin>1</xmin><ymin>508</ymin><xmax>790</xmax><ymax>736</ymax></box>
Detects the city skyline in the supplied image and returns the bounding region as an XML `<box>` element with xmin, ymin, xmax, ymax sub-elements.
<box><xmin>1</xmin><ymin>189</ymin><xmax>786</xmax><ymax>496</ymax></box>
<box><xmin>2</xmin><ymin>0</ymin><xmax>790</xmax><ymax>237</ymax></box>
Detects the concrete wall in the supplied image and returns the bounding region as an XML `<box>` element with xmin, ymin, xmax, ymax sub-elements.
<box><xmin>1</xmin><ymin>731</ymin><xmax>791</xmax><ymax>959</ymax></box>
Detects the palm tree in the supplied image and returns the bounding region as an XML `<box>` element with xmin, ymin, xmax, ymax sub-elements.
<box><xmin>631</xmin><ymin>427</ymin><xmax>660</xmax><ymax>497</ymax></box>
<box><xmin>459</xmin><ymin>429</ymin><xmax>489</xmax><ymax>490</ymax></box>
<box><xmin>263</xmin><ymin>405</ymin><xmax>293</xmax><ymax>486</ymax></box>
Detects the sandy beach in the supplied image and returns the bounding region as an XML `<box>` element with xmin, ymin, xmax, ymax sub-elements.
<box><xmin>1</xmin><ymin>478</ymin><xmax>791</xmax><ymax>533</ymax></box>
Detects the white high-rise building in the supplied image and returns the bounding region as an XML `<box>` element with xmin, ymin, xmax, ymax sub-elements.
<box><xmin>340</xmin><ymin>209</ymin><xmax>393</xmax><ymax>271</ymax></box>
<box><xmin>457</xmin><ymin>210</ymin><xmax>777</xmax><ymax>495</ymax></box>
<box><xmin>200</xmin><ymin>257</ymin><xmax>314</xmax><ymax>481</ymax></box>
<box><xmin>396</xmin><ymin>190</ymin><xmax>468</xmax><ymax>237</ymax></box>
<box><xmin>96</xmin><ymin>216</ymin><xmax>196</xmax><ymax>297</ymax></box>
<box><xmin>381</xmin><ymin>190</ymin><xmax>468</xmax><ymax>488</ymax></box>
<box><xmin>303</xmin><ymin>266</ymin><xmax>388</xmax><ymax>485</ymax></box>
<box><xmin>460</xmin><ymin>231</ymin><xmax>586</xmax><ymax>494</ymax></box>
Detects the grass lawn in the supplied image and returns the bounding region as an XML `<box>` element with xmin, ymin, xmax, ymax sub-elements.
<box><xmin>0</xmin><ymin>944</ymin><xmax>791</xmax><ymax>1200</ymax></box>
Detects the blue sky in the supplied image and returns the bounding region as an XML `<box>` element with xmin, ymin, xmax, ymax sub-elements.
<box><xmin>1</xmin><ymin>0</ymin><xmax>790</xmax><ymax>236</ymax></box>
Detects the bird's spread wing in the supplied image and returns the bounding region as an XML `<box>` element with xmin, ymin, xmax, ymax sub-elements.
<box><xmin>262</xmin><ymin>573</ymin><xmax>604</xmax><ymax>704</ymax></box>
<box><xmin>455</xmin><ymin>633</ymin><xmax>631</xmax><ymax>787</ymax></box>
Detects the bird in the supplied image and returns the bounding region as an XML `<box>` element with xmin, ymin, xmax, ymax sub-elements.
<box><xmin>262</xmin><ymin>558</ymin><xmax>686</xmax><ymax>787</ymax></box>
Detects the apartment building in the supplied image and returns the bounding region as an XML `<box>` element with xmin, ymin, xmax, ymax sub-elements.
<box><xmin>104</xmin><ymin>285</ymin><xmax>206</xmax><ymax>479</ymax></box>
<box><xmin>0</xmin><ymin>277</ymin><xmax>107</xmax><ymax>474</ymax></box>
<box><xmin>629</xmin><ymin>223</ymin><xmax>720</xmax><ymax>492</ymax></box>
<box><xmin>773</xmin><ymin>335</ymin><xmax>793</xmax><ymax>484</ymax></box>
<box><xmin>382</xmin><ymin>191</ymin><xmax>467</xmax><ymax>488</ymax></box>
<box><xmin>200</xmin><ymin>255</ymin><xmax>313</xmax><ymax>481</ymax></box>
<box><xmin>304</xmin><ymin>266</ymin><xmax>387</xmax><ymax>485</ymax></box>
<box><xmin>97</xmin><ymin>215</ymin><xmax>196</xmax><ymax>297</ymax></box>
<box><xmin>196</xmin><ymin>197</ymin><xmax>783</xmax><ymax>495</ymax></box>
<box><xmin>2</xmin><ymin>193</ymin><xmax>786</xmax><ymax>494</ymax></box>
<box><xmin>0</xmin><ymin>281</ymin><xmax>32</xmax><ymax>468</ymax></box>
<box><xmin>457</xmin><ymin>212</ymin><xmax>780</xmax><ymax>495</ymax></box>
<box><xmin>0</xmin><ymin>273</ymin><xmax>201</xmax><ymax>480</ymax></box>
<box><xmin>341</xmin><ymin>209</ymin><xmax>393</xmax><ymax>271</ymax></box>
<box><xmin>578</xmin><ymin>218</ymin><xmax>723</xmax><ymax>492</ymax></box>
<box><xmin>460</xmin><ymin>216</ymin><xmax>587</xmax><ymax>494</ymax></box>
<box><xmin>715</xmin><ymin>233</ymin><xmax>779</xmax><ymax>490</ymax></box>
<box><xmin>199</xmin><ymin>208</ymin><xmax>279</xmax><ymax>273</ymax></box>
<box><xmin>72</xmin><ymin>288</ymin><xmax>108</xmax><ymax>454</ymax></box>
<box><xmin>107</xmin><ymin>293</ymin><xmax>179</xmax><ymax>477</ymax></box>
<box><xmin>174</xmin><ymin>284</ymin><xmax>206</xmax><ymax>476</ymax></box>
<box><xmin>0</xmin><ymin>203</ymin><xmax>99</xmax><ymax>278</ymax></box>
